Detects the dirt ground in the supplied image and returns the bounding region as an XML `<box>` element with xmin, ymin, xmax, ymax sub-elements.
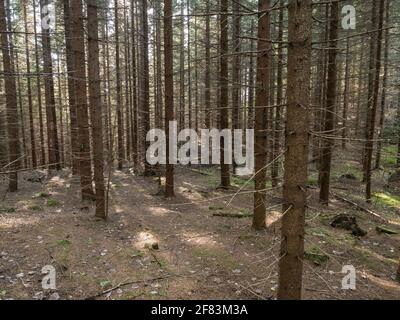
<box><xmin>1</xmin><ymin>156</ymin><xmax>400</xmax><ymax>300</ymax></box>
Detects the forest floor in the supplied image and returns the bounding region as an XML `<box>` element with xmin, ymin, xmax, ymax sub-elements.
<box><xmin>1</xmin><ymin>146</ymin><xmax>400</xmax><ymax>300</ymax></box>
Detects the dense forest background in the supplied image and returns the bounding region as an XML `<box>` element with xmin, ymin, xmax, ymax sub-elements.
<box><xmin>0</xmin><ymin>0</ymin><xmax>400</xmax><ymax>300</ymax></box>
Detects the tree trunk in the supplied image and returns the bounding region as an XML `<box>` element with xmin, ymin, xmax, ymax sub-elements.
<box><xmin>219</xmin><ymin>0</ymin><xmax>230</xmax><ymax>188</ymax></box>
<box><xmin>319</xmin><ymin>1</ymin><xmax>339</xmax><ymax>205</ymax></box>
<box><xmin>365</xmin><ymin>0</ymin><xmax>385</xmax><ymax>202</ymax></box>
<box><xmin>247</xmin><ymin>21</ymin><xmax>255</xmax><ymax>130</ymax></box>
<box><xmin>71</xmin><ymin>0</ymin><xmax>95</xmax><ymax>200</ymax></box>
<box><xmin>0</xmin><ymin>0</ymin><xmax>20</xmax><ymax>191</ymax></box>
<box><xmin>140</xmin><ymin>0</ymin><xmax>151</xmax><ymax>175</ymax></box>
<box><xmin>278</xmin><ymin>0</ymin><xmax>312</xmax><ymax>300</ymax></box>
<box><xmin>40</xmin><ymin>0</ymin><xmax>60</xmax><ymax>171</ymax></box>
<box><xmin>164</xmin><ymin>0</ymin><xmax>175</xmax><ymax>197</ymax></box>
<box><xmin>272</xmin><ymin>0</ymin><xmax>284</xmax><ymax>187</ymax></box>
<box><xmin>87</xmin><ymin>0</ymin><xmax>106</xmax><ymax>219</ymax></box>
<box><xmin>375</xmin><ymin>0</ymin><xmax>390</xmax><ymax>169</ymax></box>
<box><xmin>115</xmin><ymin>0</ymin><xmax>124</xmax><ymax>170</ymax></box>
<box><xmin>23</xmin><ymin>0</ymin><xmax>36</xmax><ymax>168</ymax></box>
<box><xmin>232</xmin><ymin>0</ymin><xmax>241</xmax><ymax>171</ymax></box>
<box><xmin>341</xmin><ymin>37</ymin><xmax>351</xmax><ymax>150</ymax></box>
<box><xmin>252</xmin><ymin>0</ymin><xmax>270</xmax><ymax>230</ymax></box>
<box><xmin>204</xmin><ymin>0</ymin><xmax>211</xmax><ymax>129</ymax></box>
<box><xmin>33</xmin><ymin>0</ymin><xmax>45</xmax><ymax>166</ymax></box>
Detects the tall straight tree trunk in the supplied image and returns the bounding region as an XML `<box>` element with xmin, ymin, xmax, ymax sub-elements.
<box><xmin>23</xmin><ymin>0</ymin><xmax>36</xmax><ymax>168</ymax></box>
<box><xmin>101</xmin><ymin>22</ymin><xmax>111</xmax><ymax>163</ymax></box>
<box><xmin>219</xmin><ymin>0</ymin><xmax>230</xmax><ymax>188</ymax></box>
<box><xmin>252</xmin><ymin>0</ymin><xmax>270</xmax><ymax>230</ymax></box>
<box><xmin>115</xmin><ymin>0</ymin><xmax>124</xmax><ymax>170</ymax></box>
<box><xmin>363</xmin><ymin>1</ymin><xmax>378</xmax><ymax>179</ymax></box>
<box><xmin>56</xmin><ymin>54</ymin><xmax>64</xmax><ymax>166</ymax></box>
<box><xmin>375</xmin><ymin>0</ymin><xmax>390</xmax><ymax>169</ymax></box>
<box><xmin>194</xmin><ymin>11</ymin><xmax>199</xmax><ymax>132</ymax></box>
<box><xmin>140</xmin><ymin>0</ymin><xmax>151</xmax><ymax>175</ymax></box>
<box><xmin>278</xmin><ymin>0</ymin><xmax>312</xmax><ymax>300</ymax></box>
<box><xmin>87</xmin><ymin>0</ymin><xmax>106</xmax><ymax>219</ymax></box>
<box><xmin>272</xmin><ymin>0</ymin><xmax>284</xmax><ymax>187</ymax></box>
<box><xmin>33</xmin><ymin>0</ymin><xmax>45</xmax><ymax>166</ymax></box>
<box><xmin>14</xmin><ymin>51</ymin><xmax>28</xmax><ymax>169</ymax></box>
<box><xmin>179</xmin><ymin>0</ymin><xmax>185</xmax><ymax>131</ymax></box>
<box><xmin>319</xmin><ymin>1</ymin><xmax>339</xmax><ymax>204</ymax></box>
<box><xmin>247</xmin><ymin>21</ymin><xmax>255</xmax><ymax>129</ymax></box>
<box><xmin>365</xmin><ymin>0</ymin><xmax>385</xmax><ymax>202</ymax></box>
<box><xmin>155</xmin><ymin>0</ymin><xmax>163</xmax><ymax>130</ymax></box>
<box><xmin>232</xmin><ymin>0</ymin><xmax>241</xmax><ymax>171</ymax></box>
<box><xmin>40</xmin><ymin>0</ymin><xmax>60</xmax><ymax>171</ymax></box>
<box><xmin>204</xmin><ymin>0</ymin><xmax>211</xmax><ymax>129</ymax></box>
<box><xmin>341</xmin><ymin>36</ymin><xmax>351</xmax><ymax>150</ymax></box>
<box><xmin>355</xmin><ymin>45</ymin><xmax>365</xmax><ymax>138</ymax></box>
<box><xmin>123</xmin><ymin>1</ymin><xmax>131</xmax><ymax>161</ymax></box>
<box><xmin>186</xmin><ymin>0</ymin><xmax>192</xmax><ymax>129</ymax></box>
<box><xmin>164</xmin><ymin>0</ymin><xmax>175</xmax><ymax>197</ymax></box>
<box><xmin>71</xmin><ymin>0</ymin><xmax>95</xmax><ymax>200</ymax></box>
<box><xmin>130</xmin><ymin>0</ymin><xmax>138</xmax><ymax>168</ymax></box>
<box><xmin>0</xmin><ymin>0</ymin><xmax>20</xmax><ymax>191</ymax></box>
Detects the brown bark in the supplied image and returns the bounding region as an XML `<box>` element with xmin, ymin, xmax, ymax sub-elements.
<box><xmin>272</xmin><ymin>0</ymin><xmax>284</xmax><ymax>188</ymax></box>
<box><xmin>278</xmin><ymin>0</ymin><xmax>312</xmax><ymax>300</ymax></box>
<box><xmin>87</xmin><ymin>0</ymin><xmax>106</xmax><ymax>219</ymax></box>
<box><xmin>204</xmin><ymin>0</ymin><xmax>211</xmax><ymax>129</ymax></box>
<box><xmin>22</xmin><ymin>0</ymin><xmax>36</xmax><ymax>168</ymax></box>
<box><xmin>179</xmin><ymin>1</ymin><xmax>185</xmax><ymax>131</ymax></box>
<box><xmin>40</xmin><ymin>0</ymin><xmax>60</xmax><ymax>171</ymax></box>
<box><xmin>365</xmin><ymin>0</ymin><xmax>386</xmax><ymax>202</ymax></box>
<box><xmin>219</xmin><ymin>0</ymin><xmax>230</xmax><ymax>188</ymax></box>
<box><xmin>140</xmin><ymin>0</ymin><xmax>151</xmax><ymax>175</ymax></box>
<box><xmin>130</xmin><ymin>0</ymin><xmax>138</xmax><ymax>168</ymax></box>
<box><xmin>0</xmin><ymin>0</ymin><xmax>20</xmax><ymax>191</ymax></box>
<box><xmin>247</xmin><ymin>21</ymin><xmax>255</xmax><ymax>130</ymax></box>
<box><xmin>319</xmin><ymin>1</ymin><xmax>339</xmax><ymax>204</ymax></box>
<box><xmin>252</xmin><ymin>0</ymin><xmax>270</xmax><ymax>230</ymax></box>
<box><xmin>33</xmin><ymin>0</ymin><xmax>45</xmax><ymax>166</ymax></box>
<box><xmin>232</xmin><ymin>0</ymin><xmax>241</xmax><ymax>171</ymax></box>
<box><xmin>341</xmin><ymin>37</ymin><xmax>351</xmax><ymax>150</ymax></box>
<box><xmin>71</xmin><ymin>0</ymin><xmax>95</xmax><ymax>200</ymax></box>
<box><xmin>115</xmin><ymin>0</ymin><xmax>124</xmax><ymax>170</ymax></box>
<box><xmin>375</xmin><ymin>0</ymin><xmax>390</xmax><ymax>169</ymax></box>
<box><xmin>164</xmin><ymin>0</ymin><xmax>175</xmax><ymax>197</ymax></box>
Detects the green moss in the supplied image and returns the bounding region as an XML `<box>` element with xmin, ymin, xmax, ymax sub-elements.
<box><xmin>34</xmin><ymin>192</ymin><xmax>50</xmax><ymax>198</ymax></box>
<box><xmin>57</xmin><ymin>239</ymin><xmax>71</xmax><ymax>247</ymax></box>
<box><xmin>373</xmin><ymin>192</ymin><xmax>400</xmax><ymax>209</ymax></box>
<box><xmin>99</xmin><ymin>279</ymin><xmax>112</xmax><ymax>289</ymax></box>
<box><xmin>28</xmin><ymin>205</ymin><xmax>43</xmax><ymax>212</ymax></box>
<box><xmin>382</xmin><ymin>145</ymin><xmax>397</xmax><ymax>166</ymax></box>
<box><xmin>308</xmin><ymin>176</ymin><xmax>319</xmax><ymax>186</ymax></box>
<box><xmin>209</xmin><ymin>205</ymin><xmax>225</xmax><ymax>211</ymax></box>
<box><xmin>304</xmin><ymin>246</ymin><xmax>329</xmax><ymax>266</ymax></box>
<box><xmin>47</xmin><ymin>199</ymin><xmax>60</xmax><ymax>207</ymax></box>
<box><xmin>0</xmin><ymin>206</ymin><xmax>16</xmax><ymax>213</ymax></box>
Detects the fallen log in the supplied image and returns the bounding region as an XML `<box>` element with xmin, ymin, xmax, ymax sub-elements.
<box><xmin>331</xmin><ymin>192</ymin><xmax>387</xmax><ymax>223</ymax></box>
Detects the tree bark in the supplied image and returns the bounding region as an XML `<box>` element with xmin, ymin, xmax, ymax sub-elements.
<box><xmin>278</xmin><ymin>0</ymin><xmax>312</xmax><ymax>300</ymax></box>
<box><xmin>40</xmin><ymin>0</ymin><xmax>60</xmax><ymax>171</ymax></box>
<box><xmin>319</xmin><ymin>1</ymin><xmax>339</xmax><ymax>205</ymax></box>
<box><xmin>23</xmin><ymin>0</ymin><xmax>36</xmax><ymax>168</ymax></box>
<box><xmin>87</xmin><ymin>0</ymin><xmax>106</xmax><ymax>218</ymax></box>
<box><xmin>219</xmin><ymin>0</ymin><xmax>230</xmax><ymax>188</ymax></box>
<box><xmin>252</xmin><ymin>0</ymin><xmax>270</xmax><ymax>230</ymax></box>
<box><xmin>365</xmin><ymin>0</ymin><xmax>385</xmax><ymax>202</ymax></box>
<box><xmin>164</xmin><ymin>0</ymin><xmax>175</xmax><ymax>197</ymax></box>
<box><xmin>71</xmin><ymin>0</ymin><xmax>95</xmax><ymax>200</ymax></box>
<box><xmin>0</xmin><ymin>0</ymin><xmax>20</xmax><ymax>191</ymax></box>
